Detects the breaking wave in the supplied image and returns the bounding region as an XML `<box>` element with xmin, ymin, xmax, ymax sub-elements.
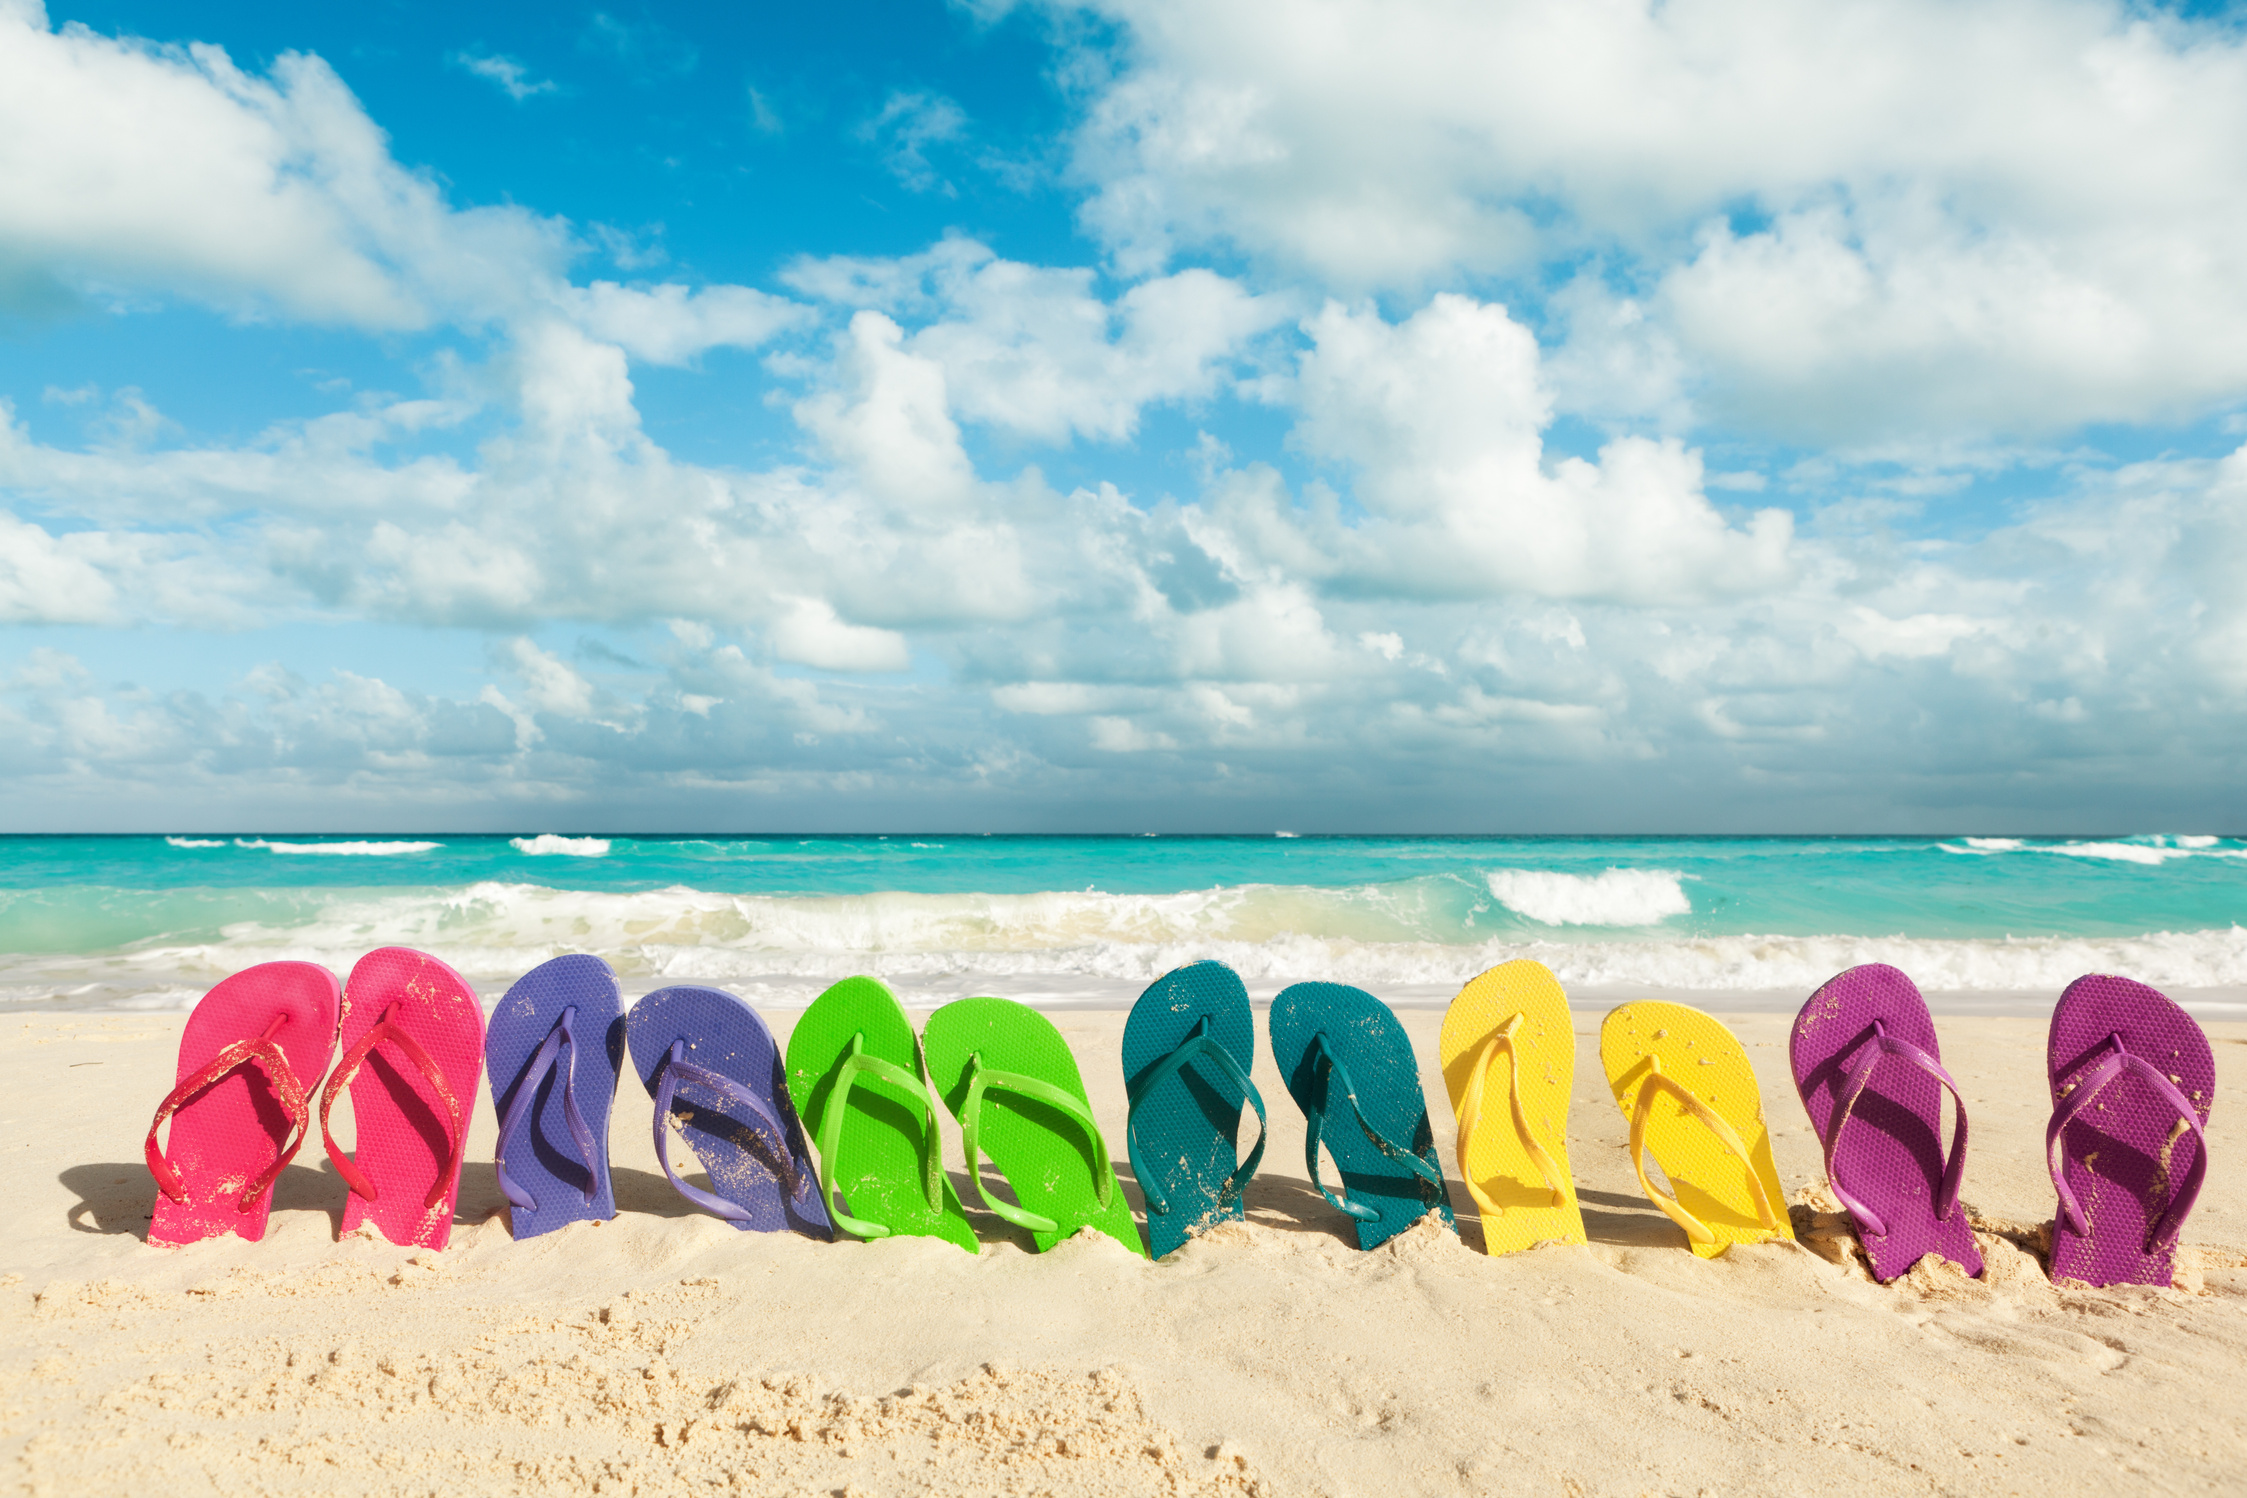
<box><xmin>1484</xmin><ymin>868</ymin><xmax>1689</xmax><ymax>926</ymax></box>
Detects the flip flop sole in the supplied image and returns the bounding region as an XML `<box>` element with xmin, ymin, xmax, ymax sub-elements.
<box><xmin>1439</xmin><ymin>961</ymin><xmax>1585</xmax><ymax>1255</ymax></box>
<box><xmin>922</xmin><ymin>997</ymin><xmax>1144</xmax><ymax>1256</ymax></box>
<box><xmin>1601</xmin><ymin>1002</ymin><xmax>1792</xmax><ymax>1258</ymax></box>
<box><xmin>150</xmin><ymin>962</ymin><xmax>339</xmax><ymax>1247</ymax></box>
<box><xmin>487</xmin><ymin>954</ymin><xmax>624</xmax><ymax>1240</ymax></box>
<box><xmin>1122</xmin><ymin>961</ymin><xmax>1259</xmax><ymax>1259</ymax></box>
<box><xmin>785</xmin><ymin>976</ymin><xmax>977</xmax><ymax>1252</ymax></box>
<box><xmin>1792</xmin><ymin>964</ymin><xmax>1981</xmax><ymax>1281</ymax></box>
<box><xmin>2048</xmin><ymin>975</ymin><xmax>2215</xmax><ymax>1288</ymax></box>
<box><xmin>333</xmin><ymin>948</ymin><xmax>485</xmax><ymax>1250</ymax></box>
<box><xmin>1270</xmin><ymin>982</ymin><xmax>1454</xmax><ymax>1251</ymax></box>
<box><xmin>629</xmin><ymin>985</ymin><xmax>831</xmax><ymax>1238</ymax></box>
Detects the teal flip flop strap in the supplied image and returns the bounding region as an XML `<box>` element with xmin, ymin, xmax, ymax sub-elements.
<box><xmin>813</xmin><ymin>1033</ymin><xmax>946</xmax><ymax>1240</ymax></box>
<box><xmin>960</xmin><ymin>1050</ymin><xmax>1114</xmax><ymax>1235</ymax></box>
<box><xmin>1126</xmin><ymin>1017</ymin><xmax>1268</xmax><ymax>1217</ymax></box>
<box><xmin>1302</xmin><ymin>1031</ymin><xmax>1446</xmax><ymax>1223</ymax></box>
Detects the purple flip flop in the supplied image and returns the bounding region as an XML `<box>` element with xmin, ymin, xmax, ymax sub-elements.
<box><xmin>2047</xmin><ymin>974</ymin><xmax>2214</xmax><ymax>1288</ymax></box>
<box><xmin>1792</xmin><ymin>964</ymin><xmax>1982</xmax><ymax>1281</ymax></box>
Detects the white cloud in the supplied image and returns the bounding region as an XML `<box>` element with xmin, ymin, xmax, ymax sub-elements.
<box><xmin>562</xmin><ymin>281</ymin><xmax>811</xmax><ymax>366</ymax></box>
<box><xmin>771</xmin><ymin>598</ymin><xmax>912</xmax><ymax>673</ymax></box>
<box><xmin>859</xmin><ymin>91</ymin><xmax>969</xmax><ymax>194</ymax></box>
<box><xmin>453</xmin><ymin>51</ymin><xmax>556</xmax><ymax>102</ymax></box>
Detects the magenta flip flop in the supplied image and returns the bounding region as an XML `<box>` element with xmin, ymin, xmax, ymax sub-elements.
<box><xmin>2046</xmin><ymin>974</ymin><xmax>2215</xmax><ymax>1287</ymax></box>
<box><xmin>320</xmin><ymin>948</ymin><xmax>486</xmax><ymax>1249</ymax></box>
<box><xmin>1791</xmin><ymin>964</ymin><xmax>1981</xmax><ymax>1281</ymax></box>
<box><xmin>145</xmin><ymin>962</ymin><xmax>340</xmax><ymax>1246</ymax></box>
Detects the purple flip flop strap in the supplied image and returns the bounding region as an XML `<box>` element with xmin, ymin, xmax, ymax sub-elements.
<box><xmin>2046</xmin><ymin>1033</ymin><xmax>2211</xmax><ymax>1250</ymax></box>
<box><xmin>650</xmin><ymin>1039</ymin><xmax>810</xmax><ymax>1220</ymax></box>
<box><xmin>494</xmin><ymin>1004</ymin><xmax>599</xmax><ymax>1213</ymax></box>
<box><xmin>1626</xmin><ymin>1055</ymin><xmax>1781</xmax><ymax>1248</ymax></box>
<box><xmin>1824</xmin><ymin>1019</ymin><xmax>1970</xmax><ymax>1238</ymax></box>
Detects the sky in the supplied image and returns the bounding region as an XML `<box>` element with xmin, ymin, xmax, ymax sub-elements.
<box><xmin>3</xmin><ymin>0</ymin><xmax>2247</xmax><ymax>833</ymax></box>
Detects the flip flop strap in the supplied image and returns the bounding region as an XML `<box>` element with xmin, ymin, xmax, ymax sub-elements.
<box><xmin>1627</xmin><ymin>1058</ymin><xmax>1780</xmax><ymax>1247</ymax></box>
<box><xmin>494</xmin><ymin>1006</ymin><xmax>598</xmax><ymax>1213</ymax></box>
<box><xmin>814</xmin><ymin>1034</ymin><xmax>945</xmax><ymax>1240</ymax></box>
<box><xmin>319</xmin><ymin>1007</ymin><xmax>466</xmax><ymax>1212</ymax></box>
<box><xmin>144</xmin><ymin>1015</ymin><xmax>308</xmax><ymax>1208</ymax></box>
<box><xmin>1125</xmin><ymin>1017</ymin><xmax>1269</xmax><ymax>1218</ymax></box>
<box><xmin>1452</xmin><ymin>1015</ymin><xmax>1568</xmax><ymax>1221</ymax></box>
<box><xmin>651</xmin><ymin>1042</ymin><xmax>806</xmax><ymax>1221</ymax></box>
<box><xmin>1822</xmin><ymin>1020</ymin><xmax>1971</xmax><ymax>1238</ymax></box>
<box><xmin>960</xmin><ymin>1051</ymin><xmax>1113</xmax><ymax>1236</ymax></box>
<box><xmin>2046</xmin><ymin>1037</ymin><xmax>2211</xmax><ymax>1247</ymax></box>
<box><xmin>1301</xmin><ymin>1032</ymin><xmax>1447</xmax><ymax>1224</ymax></box>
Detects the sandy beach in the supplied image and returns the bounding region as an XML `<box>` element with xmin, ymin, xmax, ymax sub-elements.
<box><xmin>4</xmin><ymin>998</ymin><xmax>2243</xmax><ymax>1496</ymax></box>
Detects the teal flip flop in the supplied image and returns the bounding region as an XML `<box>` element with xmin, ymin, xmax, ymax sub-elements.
<box><xmin>783</xmin><ymin>975</ymin><xmax>979</xmax><ymax>1253</ymax></box>
<box><xmin>1269</xmin><ymin>981</ymin><xmax>1454</xmax><ymax>1249</ymax></box>
<box><xmin>922</xmin><ymin>997</ymin><xmax>1145</xmax><ymax>1256</ymax></box>
<box><xmin>1122</xmin><ymin>961</ymin><xmax>1267</xmax><ymax>1258</ymax></box>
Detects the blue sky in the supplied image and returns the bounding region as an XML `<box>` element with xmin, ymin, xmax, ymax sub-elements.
<box><xmin>3</xmin><ymin>0</ymin><xmax>2247</xmax><ymax>832</ymax></box>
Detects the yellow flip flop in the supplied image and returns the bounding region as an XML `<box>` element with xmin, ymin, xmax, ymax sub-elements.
<box><xmin>1439</xmin><ymin>960</ymin><xmax>1585</xmax><ymax>1254</ymax></box>
<box><xmin>1598</xmin><ymin>1001</ymin><xmax>1792</xmax><ymax>1258</ymax></box>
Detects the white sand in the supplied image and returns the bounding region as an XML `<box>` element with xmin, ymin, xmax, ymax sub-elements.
<box><xmin>5</xmin><ymin>1003</ymin><xmax>2244</xmax><ymax>1495</ymax></box>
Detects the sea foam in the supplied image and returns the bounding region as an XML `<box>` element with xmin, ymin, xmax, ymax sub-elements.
<box><xmin>1483</xmin><ymin>868</ymin><xmax>1690</xmax><ymax>926</ymax></box>
<box><xmin>509</xmin><ymin>835</ymin><xmax>612</xmax><ymax>857</ymax></box>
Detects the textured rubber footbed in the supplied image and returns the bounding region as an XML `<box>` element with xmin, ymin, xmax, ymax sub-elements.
<box><xmin>1792</xmin><ymin>964</ymin><xmax>1982</xmax><ymax>1281</ymax></box>
<box><xmin>1121</xmin><ymin>961</ymin><xmax>1259</xmax><ymax>1259</ymax></box>
<box><xmin>783</xmin><ymin>975</ymin><xmax>977</xmax><ymax>1253</ymax></box>
<box><xmin>332</xmin><ymin>948</ymin><xmax>485</xmax><ymax>1250</ymax></box>
<box><xmin>1269</xmin><ymin>982</ymin><xmax>1455</xmax><ymax>1252</ymax></box>
<box><xmin>921</xmin><ymin>997</ymin><xmax>1145</xmax><ymax>1256</ymax></box>
<box><xmin>485</xmin><ymin>954</ymin><xmax>624</xmax><ymax>1241</ymax></box>
<box><xmin>629</xmin><ymin>986</ymin><xmax>831</xmax><ymax>1238</ymax></box>
<box><xmin>149</xmin><ymin>962</ymin><xmax>339</xmax><ymax>1247</ymax></box>
<box><xmin>1600</xmin><ymin>1001</ymin><xmax>1793</xmax><ymax>1259</ymax></box>
<box><xmin>2048</xmin><ymin>974</ymin><xmax>2215</xmax><ymax>1288</ymax></box>
<box><xmin>1438</xmin><ymin>961</ymin><xmax>1585</xmax><ymax>1256</ymax></box>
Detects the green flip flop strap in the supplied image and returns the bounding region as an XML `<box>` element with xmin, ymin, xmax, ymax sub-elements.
<box><xmin>814</xmin><ymin>1034</ymin><xmax>946</xmax><ymax>1240</ymax></box>
<box><xmin>960</xmin><ymin>1050</ymin><xmax>1114</xmax><ymax>1235</ymax></box>
<box><xmin>1302</xmin><ymin>1031</ymin><xmax>1446</xmax><ymax>1223</ymax></box>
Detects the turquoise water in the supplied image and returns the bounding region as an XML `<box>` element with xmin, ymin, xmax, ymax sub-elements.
<box><xmin>3</xmin><ymin>833</ymin><xmax>2243</xmax><ymax>1011</ymax></box>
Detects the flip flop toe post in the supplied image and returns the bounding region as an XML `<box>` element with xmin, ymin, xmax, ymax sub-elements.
<box><xmin>322</xmin><ymin>948</ymin><xmax>486</xmax><ymax>1250</ymax></box>
<box><xmin>1792</xmin><ymin>964</ymin><xmax>1981</xmax><ymax>1281</ymax></box>
<box><xmin>147</xmin><ymin>961</ymin><xmax>340</xmax><ymax>1246</ymax></box>
<box><xmin>2047</xmin><ymin>975</ymin><xmax>2215</xmax><ymax>1287</ymax></box>
<box><xmin>487</xmin><ymin>954</ymin><xmax>625</xmax><ymax>1240</ymax></box>
<box><xmin>630</xmin><ymin>986</ymin><xmax>831</xmax><ymax>1239</ymax></box>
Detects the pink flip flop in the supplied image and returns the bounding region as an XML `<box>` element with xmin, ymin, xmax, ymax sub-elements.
<box><xmin>2047</xmin><ymin>974</ymin><xmax>2215</xmax><ymax>1287</ymax></box>
<box><xmin>320</xmin><ymin>948</ymin><xmax>485</xmax><ymax>1249</ymax></box>
<box><xmin>145</xmin><ymin>962</ymin><xmax>340</xmax><ymax>1246</ymax></box>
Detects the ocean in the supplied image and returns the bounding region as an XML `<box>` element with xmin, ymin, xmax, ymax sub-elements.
<box><xmin>4</xmin><ymin>833</ymin><xmax>2243</xmax><ymax>1016</ymax></box>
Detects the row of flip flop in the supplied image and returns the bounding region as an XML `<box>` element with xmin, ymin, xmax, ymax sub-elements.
<box><xmin>142</xmin><ymin>948</ymin><xmax>2214</xmax><ymax>1290</ymax></box>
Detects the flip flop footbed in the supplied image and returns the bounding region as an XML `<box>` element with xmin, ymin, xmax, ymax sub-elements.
<box><xmin>1122</xmin><ymin>962</ymin><xmax>1261</xmax><ymax>1258</ymax></box>
<box><xmin>330</xmin><ymin>948</ymin><xmax>485</xmax><ymax>1249</ymax></box>
<box><xmin>922</xmin><ymin>997</ymin><xmax>1144</xmax><ymax>1256</ymax></box>
<box><xmin>1792</xmin><ymin>964</ymin><xmax>1981</xmax><ymax>1281</ymax></box>
<box><xmin>150</xmin><ymin>962</ymin><xmax>340</xmax><ymax>1246</ymax></box>
<box><xmin>2048</xmin><ymin>975</ymin><xmax>2215</xmax><ymax>1287</ymax></box>
<box><xmin>784</xmin><ymin>976</ymin><xmax>977</xmax><ymax>1252</ymax></box>
<box><xmin>629</xmin><ymin>986</ymin><xmax>831</xmax><ymax>1238</ymax></box>
<box><xmin>1270</xmin><ymin>982</ymin><xmax>1455</xmax><ymax>1251</ymax></box>
<box><xmin>487</xmin><ymin>954</ymin><xmax>624</xmax><ymax>1240</ymax></box>
<box><xmin>1600</xmin><ymin>1002</ymin><xmax>1792</xmax><ymax>1258</ymax></box>
<box><xmin>1439</xmin><ymin>961</ymin><xmax>1585</xmax><ymax>1255</ymax></box>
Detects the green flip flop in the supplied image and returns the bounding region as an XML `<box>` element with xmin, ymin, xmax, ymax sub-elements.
<box><xmin>921</xmin><ymin>997</ymin><xmax>1146</xmax><ymax>1256</ymax></box>
<box><xmin>783</xmin><ymin>976</ymin><xmax>979</xmax><ymax>1252</ymax></box>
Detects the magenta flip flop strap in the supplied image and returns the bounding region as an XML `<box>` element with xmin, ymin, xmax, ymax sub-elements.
<box><xmin>144</xmin><ymin>1017</ymin><xmax>310</xmax><ymax>1209</ymax></box>
<box><xmin>494</xmin><ymin>1005</ymin><xmax>598</xmax><ymax>1213</ymax></box>
<box><xmin>1824</xmin><ymin>1019</ymin><xmax>1971</xmax><ymax>1236</ymax></box>
<box><xmin>650</xmin><ymin>1040</ymin><xmax>808</xmax><ymax>1220</ymax></box>
<box><xmin>2046</xmin><ymin>1037</ymin><xmax>2211</xmax><ymax>1248</ymax></box>
<box><xmin>319</xmin><ymin>1007</ymin><xmax>468</xmax><ymax>1211</ymax></box>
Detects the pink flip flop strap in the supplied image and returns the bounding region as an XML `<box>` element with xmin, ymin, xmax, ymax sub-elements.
<box><xmin>1823</xmin><ymin>1019</ymin><xmax>1971</xmax><ymax>1238</ymax></box>
<box><xmin>320</xmin><ymin>1007</ymin><xmax>467</xmax><ymax>1211</ymax></box>
<box><xmin>144</xmin><ymin>1018</ymin><xmax>310</xmax><ymax>1210</ymax></box>
<box><xmin>2047</xmin><ymin>1035</ymin><xmax>2211</xmax><ymax>1249</ymax></box>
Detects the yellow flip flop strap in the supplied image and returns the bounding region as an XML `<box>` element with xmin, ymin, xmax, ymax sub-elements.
<box><xmin>1626</xmin><ymin>1055</ymin><xmax>1780</xmax><ymax>1246</ymax></box>
<box><xmin>1453</xmin><ymin>1014</ymin><xmax>1568</xmax><ymax>1218</ymax></box>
